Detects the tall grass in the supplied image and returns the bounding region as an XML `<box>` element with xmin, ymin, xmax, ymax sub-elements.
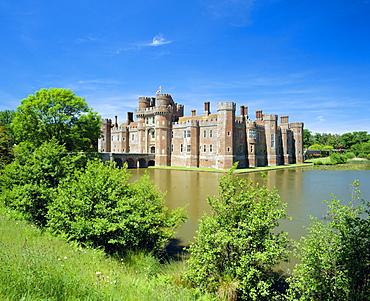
<box><xmin>0</xmin><ymin>214</ymin><xmax>213</xmax><ymax>301</ymax></box>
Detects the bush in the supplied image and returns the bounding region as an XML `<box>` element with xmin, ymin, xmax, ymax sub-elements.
<box><xmin>330</xmin><ymin>152</ymin><xmax>347</xmax><ymax>164</ymax></box>
<box><xmin>183</xmin><ymin>164</ymin><xmax>290</xmax><ymax>300</ymax></box>
<box><xmin>367</xmin><ymin>153</ymin><xmax>370</xmax><ymax>160</ymax></box>
<box><xmin>47</xmin><ymin>160</ymin><xmax>186</xmax><ymax>253</ymax></box>
<box><xmin>0</xmin><ymin>140</ymin><xmax>71</xmax><ymax>225</ymax></box>
<box><xmin>345</xmin><ymin>152</ymin><xmax>356</xmax><ymax>159</ymax></box>
<box><xmin>314</xmin><ymin>160</ymin><xmax>323</xmax><ymax>165</ymax></box>
<box><xmin>288</xmin><ymin>181</ymin><xmax>370</xmax><ymax>300</ymax></box>
<box><xmin>358</xmin><ymin>153</ymin><xmax>367</xmax><ymax>159</ymax></box>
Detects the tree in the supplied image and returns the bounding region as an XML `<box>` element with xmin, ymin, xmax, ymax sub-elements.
<box><xmin>0</xmin><ymin>110</ymin><xmax>15</xmax><ymax>129</ymax></box>
<box><xmin>12</xmin><ymin>88</ymin><xmax>101</xmax><ymax>151</ymax></box>
<box><xmin>303</xmin><ymin>129</ymin><xmax>313</xmax><ymax>149</ymax></box>
<box><xmin>288</xmin><ymin>181</ymin><xmax>370</xmax><ymax>300</ymax></box>
<box><xmin>47</xmin><ymin>160</ymin><xmax>186</xmax><ymax>253</ymax></box>
<box><xmin>0</xmin><ymin>140</ymin><xmax>71</xmax><ymax>225</ymax></box>
<box><xmin>183</xmin><ymin>164</ymin><xmax>290</xmax><ymax>300</ymax></box>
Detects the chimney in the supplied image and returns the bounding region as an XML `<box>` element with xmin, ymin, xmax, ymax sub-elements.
<box><xmin>256</xmin><ymin>110</ymin><xmax>263</xmax><ymax>120</ymax></box>
<box><xmin>204</xmin><ymin>102</ymin><xmax>211</xmax><ymax>116</ymax></box>
<box><xmin>244</xmin><ymin>106</ymin><xmax>248</xmax><ymax>118</ymax></box>
<box><xmin>280</xmin><ymin>116</ymin><xmax>289</xmax><ymax>124</ymax></box>
<box><xmin>114</xmin><ymin>116</ymin><xmax>118</xmax><ymax>128</ymax></box>
<box><xmin>127</xmin><ymin>112</ymin><xmax>134</xmax><ymax>124</ymax></box>
<box><xmin>191</xmin><ymin>110</ymin><xmax>196</xmax><ymax>116</ymax></box>
<box><xmin>240</xmin><ymin>105</ymin><xmax>245</xmax><ymax>116</ymax></box>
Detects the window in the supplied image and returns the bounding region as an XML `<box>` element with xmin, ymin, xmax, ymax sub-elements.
<box><xmin>239</xmin><ymin>145</ymin><xmax>243</xmax><ymax>153</ymax></box>
<box><xmin>203</xmin><ymin>145</ymin><xmax>206</xmax><ymax>152</ymax></box>
<box><xmin>171</xmin><ymin>144</ymin><xmax>173</xmax><ymax>152</ymax></box>
<box><xmin>210</xmin><ymin>145</ymin><xmax>213</xmax><ymax>152</ymax></box>
<box><xmin>271</xmin><ymin>134</ymin><xmax>274</xmax><ymax>148</ymax></box>
<box><xmin>180</xmin><ymin>144</ymin><xmax>183</xmax><ymax>152</ymax></box>
<box><xmin>227</xmin><ymin>147</ymin><xmax>230</xmax><ymax>152</ymax></box>
<box><xmin>227</xmin><ymin>131</ymin><xmax>231</xmax><ymax>136</ymax></box>
<box><xmin>131</xmin><ymin>134</ymin><xmax>135</xmax><ymax>141</ymax></box>
<box><xmin>210</xmin><ymin>130</ymin><xmax>213</xmax><ymax>137</ymax></box>
<box><xmin>187</xmin><ymin>130</ymin><xmax>191</xmax><ymax>137</ymax></box>
<box><xmin>171</xmin><ymin>131</ymin><xmax>173</xmax><ymax>138</ymax></box>
<box><xmin>239</xmin><ymin>131</ymin><xmax>242</xmax><ymax>139</ymax></box>
<box><xmin>184</xmin><ymin>131</ymin><xmax>186</xmax><ymax>138</ymax></box>
<box><xmin>204</xmin><ymin>130</ymin><xmax>207</xmax><ymax>137</ymax></box>
<box><xmin>187</xmin><ymin>145</ymin><xmax>191</xmax><ymax>152</ymax></box>
<box><xmin>249</xmin><ymin>129</ymin><xmax>257</xmax><ymax>139</ymax></box>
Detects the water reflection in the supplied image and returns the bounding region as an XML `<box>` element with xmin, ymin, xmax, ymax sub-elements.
<box><xmin>129</xmin><ymin>164</ymin><xmax>370</xmax><ymax>245</ymax></box>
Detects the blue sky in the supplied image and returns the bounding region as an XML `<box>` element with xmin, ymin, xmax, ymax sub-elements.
<box><xmin>1</xmin><ymin>0</ymin><xmax>369</xmax><ymax>134</ymax></box>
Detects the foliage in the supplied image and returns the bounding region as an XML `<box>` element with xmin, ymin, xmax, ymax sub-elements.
<box><xmin>12</xmin><ymin>88</ymin><xmax>101</xmax><ymax>151</ymax></box>
<box><xmin>47</xmin><ymin>160</ymin><xmax>187</xmax><ymax>253</ymax></box>
<box><xmin>303</xmin><ymin>129</ymin><xmax>313</xmax><ymax>148</ymax></box>
<box><xmin>345</xmin><ymin>152</ymin><xmax>356</xmax><ymax>159</ymax></box>
<box><xmin>183</xmin><ymin>164</ymin><xmax>290</xmax><ymax>300</ymax></box>
<box><xmin>322</xmin><ymin>145</ymin><xmax>333</xmax><ymax>151</ymax></box>
<box><xmin>288</xmin><ymin>181</ymin><xmax>370</xmax><ymax>301</ymax></box>
<box><xmin>0</xmin><ymin>140</ymin><xmax>72</xmax><ymax>225</ymax></box>
<box><xmin>0</xmin><ymin>109</ymin><xmax>15</xmax><ymax>129</ymax></box>
<box><xmin>0</xmin><ymin>126</ymin><xmax>13</xmax><ymax>166</ymax></box>
<box><xmin>308</xmin><ymin>143</ymin><xmax>323</xmax><ymax>150</ymax></box>
<box><xmin>329</xmin><ymin>152</ymin><xmax>347</xmax><ymax>164</ymax></box>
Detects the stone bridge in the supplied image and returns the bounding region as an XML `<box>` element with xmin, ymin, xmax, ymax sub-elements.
<box><xmin>101</xmin><ymin>153</ymin><xmax>155</xmax><ymax>168</ymax></box>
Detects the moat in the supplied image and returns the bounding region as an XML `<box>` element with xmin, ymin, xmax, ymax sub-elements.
<box><xmin>130</xmin><ymin>162</ymin><xmax>370</xmax><ymax>245</ymax></box>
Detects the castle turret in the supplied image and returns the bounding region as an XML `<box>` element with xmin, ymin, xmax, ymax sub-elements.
<box><xmin>217</xmin><ymin>102</ymin><xmax>236</xmax><ymax>169</ymax></box>
<box><xmin>264</xmin><ymin>114</ymin><xmax>278</xmax><ymax>166</ymax></box>
<box><xmin>290</xmin><ymin>122</ymin><xmax>304</xmax><ymax>163</ymax></box>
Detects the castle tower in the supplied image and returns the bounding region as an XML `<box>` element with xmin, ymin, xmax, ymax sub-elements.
<box><xmin>291</xmin><ymin>122</ymin><xmax>304</xmax><ymax>163</ymax></box>
<box><xmin>246</xmin><ymin>122</ymin><xmax>257</xmax><ymax>167</ymax></box>
<box><xmin>280</xmin><ymin>116</ymin><xmax>290</xmax><ymax>164</ymax></box>
<box><xmin>264</xmin><ymin>114</ymin><xmax>278</xmax><ymax>166</ymax></box>
<box><xmin>155</xmin><ymin>94</ymin><xmax>174</xmax><ymax>166</ymax></box>
<box><xmin>99</xmin><ymin>118</ymin><xmax>112</xmax><ymax>152</ymax></box>
<box><xmin>216</xmin><ymin>102</ymin><xmax>236</xmax><ymax>169</ymax></box>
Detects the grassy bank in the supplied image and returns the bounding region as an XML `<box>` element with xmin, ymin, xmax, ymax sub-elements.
<box><xmin>150</xmin><ymin>162</ymin><xmax>310</xmax><ymax>173</ymax></box>
<box><xmin>0</xmin><ymin>213</ymin><xmax>213</xmax><ymax>301</ymax></box>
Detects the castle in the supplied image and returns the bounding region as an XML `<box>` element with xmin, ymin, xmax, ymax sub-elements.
<box><xmin>98</xmin><ymin>94</ymin><xmax>304</xmax><ymax>169</ymax></box>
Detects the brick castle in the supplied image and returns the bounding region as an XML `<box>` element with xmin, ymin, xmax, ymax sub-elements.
<box><xmin>98</xmin><ymin>94</ymin><xmax>304</xmax><ymax>169</ymax></box>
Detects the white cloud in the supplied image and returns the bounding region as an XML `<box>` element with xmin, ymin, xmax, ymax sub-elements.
<box><xmin>148</xmin><ymin>35</ymin><xmax>172</xmax><ymax>47</ymax></box>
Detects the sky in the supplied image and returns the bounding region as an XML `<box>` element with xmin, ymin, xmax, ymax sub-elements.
<box><xmin>1</xmin><ymin>0</ymin><xmax>369</xmax><ymax>134</ymax></box>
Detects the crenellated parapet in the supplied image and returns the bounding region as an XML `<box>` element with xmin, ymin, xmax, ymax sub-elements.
<box><xmin>217</xmin><ymin>102</ymin><xmax>236</xmax><ymax>111</ymax></box>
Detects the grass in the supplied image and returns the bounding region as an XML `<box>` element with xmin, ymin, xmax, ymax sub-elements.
<box><xmin>150</xmin><ymin>162</ymin><xmax>310</xmax><ymax>173</ymax></box>
<box><xmin>0</xmin><ymin>213</ymin><xmax>213</xmax><ymax>301</ymax></box>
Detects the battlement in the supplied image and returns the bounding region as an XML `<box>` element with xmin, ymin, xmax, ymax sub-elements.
<box><xmin>263</xmin><ymin>114</ymin><xmax>278</xmax><ymax>121</ymax></box>
<box><xmin>217</xmin><ymin>102</ymin><xmax>236</xmax><ymax>111</ymax></box>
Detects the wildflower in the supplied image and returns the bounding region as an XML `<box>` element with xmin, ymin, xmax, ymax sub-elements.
<box><xmin>96</xmin><ymin>272</ymin><xmax>102</xmax><ymax>275</ymax></box>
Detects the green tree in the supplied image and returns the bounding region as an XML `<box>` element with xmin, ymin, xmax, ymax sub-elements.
<box><xmin>183</xmin><ymin>164</ymin><xmax>290</xmax><ymax>300</ymax></box>
<box><xmin>0</xmin><ymin>126</ymin><xmax>12</xmax><ymax>166</ymax></box>
<box><xmin>0</xmin><ymin>140</ymin><xmax>71</xmax><ymax>225</ymax></box>
<box><xmin>303</xmin><ymin>129</ymin><xmax>313</xmax><ymax>148</ymax></box>
<box><xmin>0</xmin><ymin>110</ymin><xmax>15</xmax><ymax>129</ymax></box>
<box><xmin>12</xmin><ymin>88</ymin><xmax>101</xmax><ymax>151</ymax></box>
<box><xmin>47</xmin><ymin>160</ymin><xmax>186</xmax><ymax>253</ymax></box>
<box><xmin>308</xmin><ymin>144</ymin><xmax>323</xmax><ymax>150</ymax></box>
<box><xmin>288</xmin><ymin>181</ymin><xmax>370</xmax><ymax>300</ymax></box>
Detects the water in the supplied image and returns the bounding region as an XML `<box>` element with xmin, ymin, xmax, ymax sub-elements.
<box><xmin>129</xmin><ymin>162</ymin><xmax>370</xmax><ymax>245</ymax></box>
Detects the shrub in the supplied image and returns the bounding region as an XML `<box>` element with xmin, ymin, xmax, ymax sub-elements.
<box><xmin>330</xmin><ymin>152</ymin><xmax>347</xmax><ymax>164</ymax></box>
<box><xmin>0</xmin><ymin>140</ymin><xmax>71</xmax><ymax>225</ymax></box>
<box><xmin>183</xmin><ymin>164</ymin><xmax>290</xmax><ymax>300</ymax></box>
<box><xmin>345</xmin><ymin>152</ymin><xmax>356</xmax><ymax>159</ymax></box>
<box><xmin>358</xmin><ymin>153</ymin><xmax>367</xmax><ymax>159</ymax></box>
<box><xmin>288</xmin><ymin>181</ymin><xmax>370</xmax><ymax>300</ymax></box>
<box><xmin>47</xmin><ymin>160</ymin><xmax>186</xmax><ymax>253</ymax></box>
<box><xmin>367</xmin><ymin>153</ymin><xmax>370</xmax><ymax>160</ymax></box>
<box><xmin>314</xmin><ymin>160</ymin><xmax>323</xmax><ymax>165</ymax></box>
